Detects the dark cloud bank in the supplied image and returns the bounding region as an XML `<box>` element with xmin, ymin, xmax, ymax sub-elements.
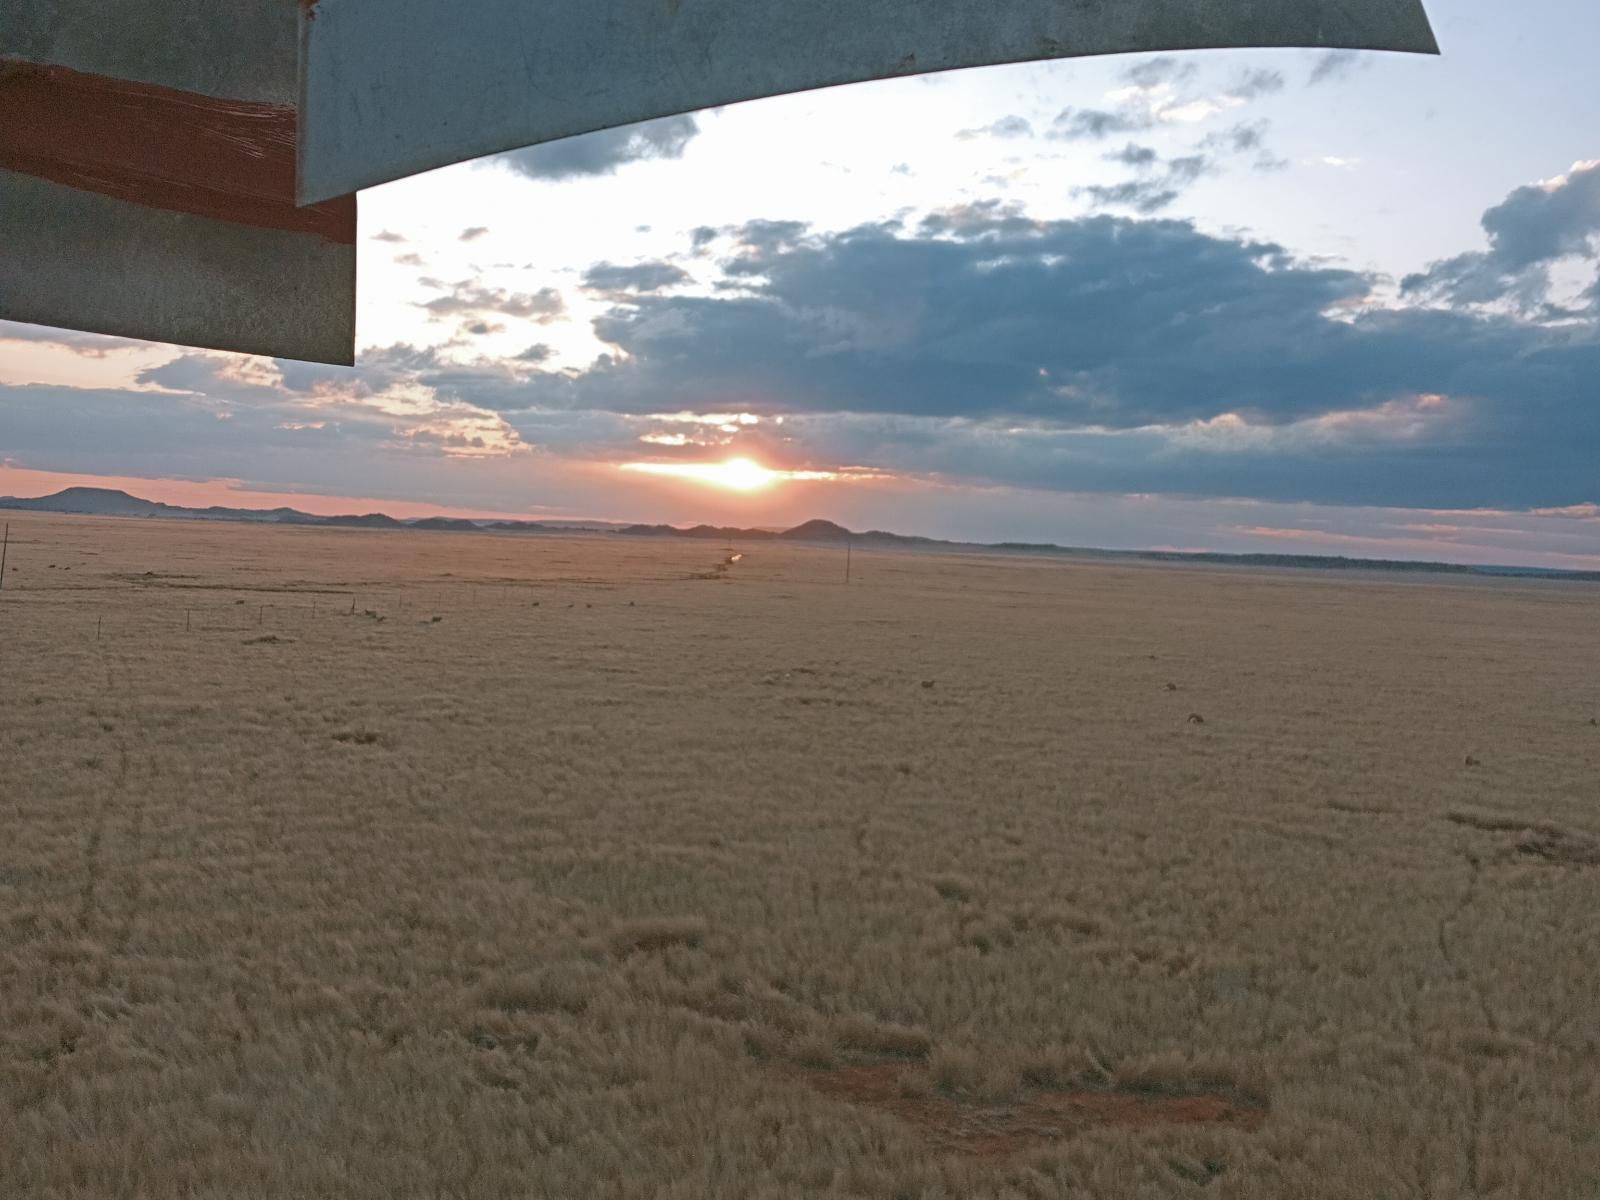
<box><xmin>495</xmin><ymin>115</ymin><xmax>700</xmax><ymax>180</ymax></box>
<box><xmin>468</xmin><ymin>185</ymin><xmax>1598</xmax><ymax>511</ymax></box>
<box><xmin>6</xmin><ymin>167</ymin><xmax>1597</xmax><ymax>516</ymax></box>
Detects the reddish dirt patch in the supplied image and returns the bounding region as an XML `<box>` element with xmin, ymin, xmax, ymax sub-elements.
<box><xmin>796</xmin><ymin>1064</ymin><xmax>1265</xmax><ymax>1160</ymax></box>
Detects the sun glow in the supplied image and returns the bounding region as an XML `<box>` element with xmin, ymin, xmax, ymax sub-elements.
<box><xmin>620</xmin><ymin>457</ymin><xmax>860</xmax><ymax>492</ymax></box>
<box><xmin>621</xmin><ymin>457</ymin><xmax>783</xmax><ymax>491</ymax></box>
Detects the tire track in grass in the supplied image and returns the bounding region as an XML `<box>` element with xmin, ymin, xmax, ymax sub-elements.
<box><xmin>1437</xmin><ymin>853</ymin><xmax>1500</xmax><ymax>1196</ymax></box>
<box><xmin>73</xmin><ymin>651</ymin><xmax>120</xmax><ymax>934</ymax></box>
<box><xmin>88</xmin><ymin>644</ymin><xmax>144</xmax><ymax>990</ymax></box>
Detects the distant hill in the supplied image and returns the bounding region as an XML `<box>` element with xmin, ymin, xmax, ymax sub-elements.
<box><xmin>0</xmin><ymin>486</ymin><xmax>171</xmax><ymax>517</ymax></box>
<box><xmin>3</xmin><ymin>487</ymin><xmax>1597</xmax><ymax>582</ymax></box>
<box><xmin>0</xmin><ymin>488</ymin><xmax>562</xmax><ymax>534</ymax></box>
<box><xmin>779</xmin><ymin>518</ymin><xmax>850</xmax><ymax>542</ymax></box>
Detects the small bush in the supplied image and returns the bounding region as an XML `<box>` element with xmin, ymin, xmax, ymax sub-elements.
<box><xmin>609</xmin><ymin>916</ymin><xmax>709</xmax><ymax>956</ymax></box>
<box><xmin>833</xmin><ymin>1015</ymin><xmax>932</xmax><ymax>1061</ymax></box>
<box><xmin>792</xmin><ymin>1032</ymin><xmax>837</xmax><ymax>1069</ymax></box>
<box><xmin>476</xmin><ymin>968</ymin><xmax>591</xmax><ymax>1015</ymax></box>
<box><xmin>1019</xmin><ymin>1045</ymin><xmax>1104</xmax><ymax>1091</ymax></box>
<box><xmin>1113</xmin><ymin>1051</ymin><xmax>1266</xmax><ymax>1105</ymax></box>
<box><xmin>741</xmin><ymin>1025</ymin><xmax>788</xmax><ymax>1061</ymax></box>
<box><xmin>928</xmin><ymin>1046</ymin><xmax>983</xmax><ymax>1096</ymax></box>
<box><xmin>1031</xmin><ymin>903</ymin><xmax>1104</xmax><ymax>938</ymax></box>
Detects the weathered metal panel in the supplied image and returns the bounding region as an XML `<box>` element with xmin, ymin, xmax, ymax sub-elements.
<box><xmin>298</xmin><ymin>0</ymin><xmax>1438</xmax><ymax>203</ymax></box>
<box><xmin>0</xmin><ymin>1</ymin><xmax>355</xmax><ymax>363</ymax></box>
<box><xmin>1</xmin><ymin>0</ymin><xmax>1436</xmax><ymax>363</ymax></box>
<box><xmin>0</xmin><ymin>170</ymin><xmax>356</xmax><ymax>363</ymax></box>
<box><xmin>0</xmin><ymin>0</ymin><xmax>296</xmax><ymax>102</ymax></box>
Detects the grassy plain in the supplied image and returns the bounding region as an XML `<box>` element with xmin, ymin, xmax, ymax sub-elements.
<box><xmin>2</xmin><ymin>513</ymin><xmax>1597</xmax><ymax>1198</ymax></box>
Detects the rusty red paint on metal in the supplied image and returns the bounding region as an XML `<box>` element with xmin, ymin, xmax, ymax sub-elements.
<box><xmin>0</xmin><ymin>60</ymin><xmax>354</xmax><ymax>243</ymax></box>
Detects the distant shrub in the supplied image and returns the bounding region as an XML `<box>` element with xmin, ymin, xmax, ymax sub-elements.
<box><xmin>928</xmin><ymin>1045</ymin><xmax>1020</xmax><ymax>1103</ymax></box>
<box><xmin>1029</xmin><ymin>903</ymin><xmax>1104</xmax><ymax>938</ymax></box>
<box><xmin>609</xmin><ymin>916</ymin><xmax>708</xmax><ymax>956</ymax></box>
<box><xmin>833</xmin><ymin>1015</ymin><xmax>932</xmax><ymax>1061</ymax></box>
<box><xmin>476</xmin><ymin>968</ymin><xmax>591</xmax><ymax>1015</ymax></box>
<box><xmin>1018</xmin><ymin>1045</ymin><xmax>1104</xmax><ymax>1091</ymax></box>
<box><xmin>928</xmin><ymin>1046</ymin><xmax>984</xmax><ymax>1095</ymax></box>
<box><xmin>791</xmin><ymin>1032</ymin><xmax>837</xmax><ymax>1069</ymax></box>
<box><xmin>1113</xmin><ymin>1051</ymin><xmax>1267</xmax><ymax>1106</ymax></box>
<box><xmin>741</xmin><ymin>1026</ymin><xmax>788</xmax><ymax>1062</ymax></box>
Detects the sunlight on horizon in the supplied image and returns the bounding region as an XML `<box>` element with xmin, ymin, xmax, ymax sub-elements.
<box><xmin>619</xmin><ymin>457</ymin><xmax>840</xmax><ymax>492</ymax></box>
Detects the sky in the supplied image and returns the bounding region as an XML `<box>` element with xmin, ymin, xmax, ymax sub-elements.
<box><xmin>2</xmin><ymin>0</ymin><xmax>1598</xmax><ymax>568</ymax></box>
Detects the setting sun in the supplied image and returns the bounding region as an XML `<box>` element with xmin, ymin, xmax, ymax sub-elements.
<box><xmin>619</xmin><ymin>457</ymin><xmax>848</xmax><ymax>491</ymax></box>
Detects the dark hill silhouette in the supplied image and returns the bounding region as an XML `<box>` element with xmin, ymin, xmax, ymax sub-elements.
<box><xmin>3</xmin><ymin>487</ymin><xmax>169</xmax><ymax>516</ymax></box>
<box><xmin>778</xmin><ymin>518</ymin><xmax>850</xmax><ymax>542</ymax></box>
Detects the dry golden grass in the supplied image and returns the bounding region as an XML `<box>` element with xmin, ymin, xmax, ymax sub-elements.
<box><xmin>2</xmin><ymin>513</ymin><xmax>1598</xmax><ymax>1198</ymax></box>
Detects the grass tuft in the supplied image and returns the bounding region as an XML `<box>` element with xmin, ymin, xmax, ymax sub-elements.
<box><xmin>832</xmin><ymin>1016</ymin><xmax>933</xmax><ymax>1061</ymax></box>
<box><xmin>608</xmin><ymin>916</ymin><xmax>709</xmax><ymax>956</ymax></box>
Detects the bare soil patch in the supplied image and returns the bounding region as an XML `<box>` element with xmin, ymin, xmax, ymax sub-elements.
<box><xmin>794</xmin><ymin>1063</ymin><xmax>1266</xmax><ymax>1160</ymax></box>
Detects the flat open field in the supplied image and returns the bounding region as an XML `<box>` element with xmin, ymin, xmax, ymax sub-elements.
<box><xmin>2</xmin><ymin>514</ymin><xmax>1597</xmax><ymax>1199</ymax></box>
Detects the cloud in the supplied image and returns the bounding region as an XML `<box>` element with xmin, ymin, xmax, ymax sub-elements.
<box><xmin>1079</xmin><ymin>152</ymin><xmax>1212</xmax><ymax>211</ymax></box>
<box><xmin>1050</xmin><ymin>107</ymin><xmax>1151</xmax><ymax>142</ymax></box>
<box><xmin>1201</xmin><ymin>121</ymin><xmax>1284</xmax><ymax>170</ymax></box>
<box><xmin>1230</xmin><ymin>68</ymin><xmax>1285</xmax><ymax>100</ymax></box>
<box><xmin>957</xmin><ymin>115</ymin><xmax>1033</xmax><ymax>140</ymax></box>
<box><xmin>416</xmin><ymin>280</ymin><xmax>566</xmax><ymax>323</ymax></box>
<box><xmin>581</xmin><ymin>261</ymin><xmax>691</xmax><ymax>295</ymax></box>
<box><xmin>0</xmin><ymin>321</ymin><xmax>142</xmax><ymax>358</ymax></box>
<box><xmin>734</xmin><ymin>219</ymin><xmax>810</xmax><ymax>253</ymax></box>
<box><xmin>1052</xmin><ymin>67</ymin><xmax>1280</xmax><ymax>145</ymax></box>
<box><xmin>495</xmin><ymin>114</ymin><xmax>699</xmax><ymax>180</ymax></box>
<box><xmin>1105</xmin><ymin>144</ymin><xmax>1159</xmax><ymax>169</ymax></box>
<box><xmin>1078</xmin><ymin>181</ymin><xmax>1179</xmax><ymax>213</ymax></box>
<box><xmin>1208</xmin><ymin>121</ymin><xmax>1269</xmax><ymax>154</ymax></box>
<box><xmin>371</xmin><ymin>230</ymin><xmax>407</xmax><ymax>243</ymax></box>
<box><xmin>1163</xmin><ymin>155</ymin><xmax>1210</xmax><ymax>186</ymax></box>
<box><xmin>463</xmin><ymin>205</ymin><xmax>1599</xmax><ymax>510</ymax></box>
<box><xmin>1402</xmin><ymin>161</ymin><xmax>1600</xmax><ymax>312</ymax></box>
<box><xmin>461</xmin><ymin>320</ymin><xmax>505</xmax><ymax>337</ymax></box>
<box><xmin>11</xmin><ymin>169</ymin><xmax>1597</xmax><ymax>521</ymax></box>
<box><xmin>459</xmin><ymin>226</ymin><xmax>489</xmax><ymax>242</ymax></box>
<box><xmin>395</xmin><ymin>253</ymin><xmax>425</xmax><ymax>267</ymax></box>
<box><xmin>1122</xmin><ymin>57</ymin><xmax>1198</xmax><ymax>90</ymax></box>
<box><xmin>1308</xmin><ymin>49</ymin><xmax>1364</xmax><ymax>86</ymax></box>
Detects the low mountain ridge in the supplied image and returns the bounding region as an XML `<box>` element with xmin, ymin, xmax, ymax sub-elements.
<box><xmin>3</xmin><ymin>488</ymin><xmax>1595</xmax><ymax>582</ymax></box>
<box><xmin>2</xmin><ymin>487</ymin><xmax>170</xmax><ymax>516</ymax></box>
<box><xmin>0</xmin><ymin>489</ymin><xmax>568</xmax><ymax>533</ymax></box>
